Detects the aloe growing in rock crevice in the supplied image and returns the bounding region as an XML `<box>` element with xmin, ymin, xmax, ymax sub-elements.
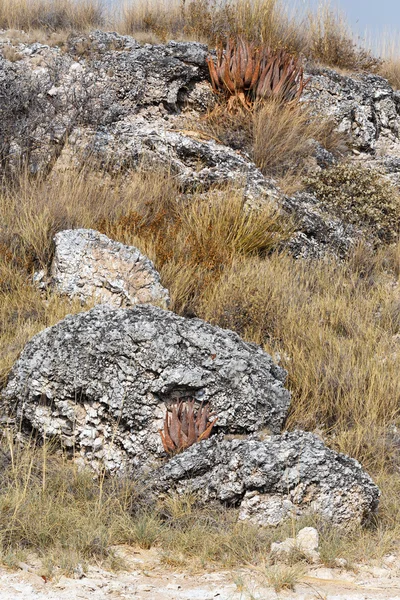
<box><xmin>159</xmin><ymin>400</ymin><xmax>218</xmax><ymax>455</ymax></box>
<box><xmin>207</xmin><ymin>37</ymin><xmax>308</xmax><ymax>110</ymax></box>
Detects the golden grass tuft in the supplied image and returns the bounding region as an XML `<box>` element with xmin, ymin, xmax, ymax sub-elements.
<box><xmin>307</xmin><ymin>3</ymin><xmax>380</xmax><ymax>72</ymax></box>
<box><xmin>376</xmin><ymin>36</ymin><xmax>400</xmax><ymax>90</ymax></box>
<box><xmin>199</xmin><ymin>100</ymin><xmax>347</xmax><ymax>193</ymax></box>
<box><xmin>265</xmin><ymin>564</ymin><xmax>304</xmax><ymax>592</ymax></box>
<box><xmin>0</xmin><ymin>0</ymin><xmax>104</xmax><ymax>31</ymax></box>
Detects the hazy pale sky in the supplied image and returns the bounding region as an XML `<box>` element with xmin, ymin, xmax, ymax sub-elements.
<box><xmin>308</xmin><ymin>0</ymin><xmax>399</xmax><ymax>40</ymax></box>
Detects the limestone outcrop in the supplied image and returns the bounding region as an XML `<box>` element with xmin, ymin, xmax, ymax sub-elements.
<box><xmin>2</xmin><ymin>304</ymin><xmax>291</xmax><ymax>472</ymax></box>
<box><xmin>51</xmin><ymin>229</ymin><xmax>169</xmax><ymax>308</ymax></box>
<box><xmin>3</xmin><ymin>31</ymin><xmax>400</xmax><ymax>257</ymax></box>
<box><xmin>152</xmin><ymin>431</ymin><xmax>380</xmax><ymax>528</ymax></box>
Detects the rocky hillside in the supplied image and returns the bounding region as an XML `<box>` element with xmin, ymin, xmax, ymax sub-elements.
<box><xmin>2</xmin><ymin>30</ymin><xmax>400</xmax><ymax>256</ymax></box>
<box><xmin>0</xmin><ymin>26</ymin><xmax>400</xmax><ymax>583</ymax></box>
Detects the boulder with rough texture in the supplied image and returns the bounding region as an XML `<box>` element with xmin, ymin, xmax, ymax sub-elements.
<box><xmin>2</xmin><ymin>304</ymin><xmax>291</xmax><ymax>472</ymax></box>
<box><xmin>304</xmin><ymin>68</ymin><xmax>400</xmax><ymax>153</ymax></box>
<box><xmin>152</xmin><ymin>431</ymin><xmax>380</xmax><ymax>527</ymax></box>
<box><xmin>51</xmin><ymin>229</ymin><xmax>169</xmax><ymax>308</ymax></box>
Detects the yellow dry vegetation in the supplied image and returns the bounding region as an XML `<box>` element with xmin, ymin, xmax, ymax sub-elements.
<box><xmin>0</xmin><ymin>159</ymin><xmax>399</xmax><ymax>574</ymax></box>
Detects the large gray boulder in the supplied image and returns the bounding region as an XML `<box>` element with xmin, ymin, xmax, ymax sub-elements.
<box><xmin>2</xmin><ymin>304</ymin><xmax>291</xmax><ymax>473</ymax></box>
<box><xmin>51</xmin><ymin>229</ymin><xmax>169</xmax><ymax>308</ymax></box>
<box><xmin>152</xmin><ymin>431</ymin><xmax>380</xmax><ymax>528</ymax></box>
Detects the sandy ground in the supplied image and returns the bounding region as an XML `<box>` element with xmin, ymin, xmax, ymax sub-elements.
<box><xmin>1</xmin><ymin>548</ymin><xmax>400</xmax><ymax>600</ymax></box>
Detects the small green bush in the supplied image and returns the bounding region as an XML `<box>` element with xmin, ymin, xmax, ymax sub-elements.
<box><xmin>306</xmin><ymin>163</ymin><xmax>400</xmax><ymax>243</ymax></box>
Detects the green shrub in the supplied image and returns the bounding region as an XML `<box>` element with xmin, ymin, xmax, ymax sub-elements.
<box><xmin>306</xmin><ymin>163</ymin><xmax>400</xmax><ymax>243</ymax></box>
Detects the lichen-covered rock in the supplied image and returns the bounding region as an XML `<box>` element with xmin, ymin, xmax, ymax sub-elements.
<box><xmin>51</xmin><ymin>229</ymin><xmax>169</xmax><ymax>308</ymax></box>
<box><xmin>304</xmin><ymin>68</ymin><xmax>400</xmax><ymax>153</ymax></box>
<box><xmin>152</xmin><ymin>431</ymin><xmax>380</xmax><ymax>527</ymax></box>
<box><xmin>281</xmin><ymin>191</ymin><xmax>362</xmax><ymax>259</ymax></box>
<box><xmin>2</xmin><ymin>304</ymin><xmax>291</xmax><ymax>472</ymax></box>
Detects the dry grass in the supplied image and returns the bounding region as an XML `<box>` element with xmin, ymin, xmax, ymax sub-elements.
<box><xmin>198</xmin><ymin>249</ymin><xmax>400</xmax><ymax>472</ymax></box>
<box><xmin>0</xmin><ymin>0</ymin><xmax>104</xmax><ymax>31</ymax></box>
<box><xmin>0</xmin><ymin>438</ymin><xmax>139</xmax><ymax>574</ymax></box>
<box><xmin>1</xmin><ymin>157</ymin><xmax>400</xmax><ymax>571</ymax></box>
<box><xmin>265</xmin><ymin>565</ymin><xmax>304</xmax><ymax>592</ymax></box>
<box><xmin>376</xmin><ymin>36</ymin><xmax>400</xmax><ymax>90</ymax></box>
<box><xmin>1</xmin><ymin>438</ymin><xmax>399</xmax><ymax>577</ymax></box>
<box><xmin>116</xmin><ymin>0</ymin><xmax>304</xmax><ymax>49</ymax></box>
<box><xmin>99</xmin><ymin>182</ymin><xmax>290</xmax><ymax>314</ymax></box>
<box><xmin>199</xmin><ymin>100</ymin><xmax>347</xmax><ymax>192</ymax></box>
<box><xmin>307</xmin><ymin>3</ymin><xmax>381</xmax><ymax>72</ymax></box>
<box><xmin>253</xmin><ymin>101</ymin><xmax>346</xmax><ymax>186</ymax></box>
<box><xmin>379</xmin><ymin>57</ymin><xmax>400</xmax><ymax>90</ymax></box>
<box><xmin>0</xmin><ymin>0</ymin><xmax>385</xmax><ymax>74</ymax></box>
<box><xmin>114</xmin><ymin>0</ymin><xmax>380</xmax><ymax>72</ymax></box>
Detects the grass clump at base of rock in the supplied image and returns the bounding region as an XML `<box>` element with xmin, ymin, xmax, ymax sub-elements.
<box><xmin>198</xmin><ymin>100</ymin><xmax>347</xmax><ymax>193</ymax></box>
<box><xmin>0</xmin><ymin>439</ymin><xmax>399</xmax><ymax>579</ymax></box>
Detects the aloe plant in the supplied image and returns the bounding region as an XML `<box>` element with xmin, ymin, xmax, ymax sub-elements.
<box><xmin>159</xmin><ymin>400</ymin><xmax>218</xmax><ymax>455</ymax></box>
<box><xmin>207</xmin><ymin>37</ymin><xmax>308</xmax><ymax>109</ymax></box>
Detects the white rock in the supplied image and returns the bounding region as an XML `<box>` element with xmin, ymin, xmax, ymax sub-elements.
<box><xmin>296</xmin><ymin>527</ymin><xmax>319</xmax><ymax>554</ymax></box>
<box><xmin>51</xmin><ymin>229</ymin><xmax>169</xmax><ymax>309</ymax></box>
<box><xmin>270</xmin><ymin>527</ymin><xmax>320</xmax><ymax>564</ymax></box>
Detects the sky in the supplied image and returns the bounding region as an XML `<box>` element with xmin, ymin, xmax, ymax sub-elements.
<box><xmin>308</xmin><ymin>0</ymin><xmax>400</xmax><ymax>42</ymax></box>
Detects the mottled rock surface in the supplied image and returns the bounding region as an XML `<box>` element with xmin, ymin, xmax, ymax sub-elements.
<box><xmin>304</xmin><ymin>68</ymin><xmax>400</xmax><ymax>153</ymax></box>
<box><xmin>51</xmin><ymin>229</ymin><xmax>169</xmax><ymax>308</ymax></box>
<box><xmin>2</xmin><ymin>304</ymin><xmax>291</xmax><ymax>472</ymax></box>
<box><xmin>153</xmin><ymin>431</ymin><xmax>380</xmax><ymax>527</ymax></box>
<box><xmin>69</xmin><ymin>119</ymin><xmax>280</xmax><ymax>207</ymax></box>
<box><xmin>282</xmin><ymin>192</ymin><xmax>362</xmax><ymax>259</ymax></box>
